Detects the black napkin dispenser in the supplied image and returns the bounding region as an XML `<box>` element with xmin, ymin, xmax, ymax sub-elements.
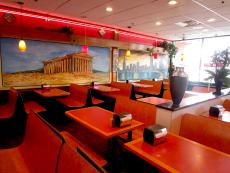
<box><xmin>143</xmin><ymin>124</ymin><xmax>167</xmax><ymax>145</ymax></box>
<box><xmin>209</xmin><ymin>105</ymin><xmax>223</xmax><ymax>117</ymax></box>
<box><xmin>113</xmin><ymin>112</ymin><xmax>132</xmax><ymax>127</ymax></box>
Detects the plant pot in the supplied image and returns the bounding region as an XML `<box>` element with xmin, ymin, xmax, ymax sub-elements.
<box><xmin>214</xmin><ymin>80</ymin><xmax>222</xmax><ymax>95</ymax></box>
<box><xmin>170</xmin><ymin>67</ymin><xmax>188</xmax><ymax>106</ymax></box>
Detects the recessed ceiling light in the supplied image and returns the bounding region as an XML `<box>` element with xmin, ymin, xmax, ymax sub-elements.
<box><xmin>207</xmin><ymin>18</ymin><xmax>216</xmax><ymax>22</ymax></box>
<box><xmin>192</xmin><ymin>26</ymin><xmax>204</xmax><ymax>30</ymax></box>
<box><xmin>155</xmin><ymin>21</ymin><xmax>162</xmax><ymax>26</ymax></box>
<box><xmin>106</xmin><ymin>7</ymin><xmax>113</xmax><ymax>12</ymax></box>
<box><xmin>168</xmin><ymin>0</ymin><xmax>178</xmax><ymax>5</ymax></box>
<box><xmin>202</xmin><ymin>29</ymin><xmax>209</xmax><ymax>32</ymax></box>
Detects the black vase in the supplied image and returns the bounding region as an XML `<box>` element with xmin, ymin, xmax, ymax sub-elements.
<box><xmin>170</xmin><ymin>67</ymin><xmax>188</xmax><ymax>106</ymax></box>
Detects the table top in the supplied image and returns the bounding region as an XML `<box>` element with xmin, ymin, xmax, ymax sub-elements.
<box><xmin>90</xmin><ymin>85</ymin><xmax>120</xmax><ymax>92</ymax></box>
<box><xmin>138</xmin><ymin>97</ymin><xmax>171</xmax><ymax>105</ymax></box>
<box><xmin>124</xmin><ymin>133</ymin><xmax>230</xmax><ymax>173</ymax></box>
<box><xmin>202</xmin><ymin>111</ymin><xmax>230</xmax><ymax>123</ymax></box>
<box><xmin>132</xmin><ymin>83</ymin><xmax>153</xmax><ymax>88</ymax></box>
<box><xmin>65</xmin><ymin>107</ymin><xmax>143</xmax><ymax>139</ymax></box>
<box><xmin>34</xmin><ymin>88</ymin><xmax>70</xmax><ymax>98</ymax></box>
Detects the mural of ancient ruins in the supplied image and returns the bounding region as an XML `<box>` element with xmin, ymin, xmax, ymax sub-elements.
<box><xmin>1</xmin><ymin>38</ymin><xmax>110</xmax><ymax>86</ymax></box>
<box><xmin>43</xmin><ymin>53</ymin><xmax>93</xmax><ymax>74</ymax></box>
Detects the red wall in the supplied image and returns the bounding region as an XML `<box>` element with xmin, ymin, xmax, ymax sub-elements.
<box><xmin>0</xmin><ymin>5</ymin><xmax>167</xmax><ymax>46</ymax></box>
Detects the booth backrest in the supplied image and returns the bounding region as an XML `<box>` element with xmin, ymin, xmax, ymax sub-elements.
<box><xmin>0</xmin><ymin>88</ymin><xmax>18</xmax><ymax>119</ymax></box>
<box><xmin>180</xmin><ymin>114</ymin><xmax>230</xmax><ymax>154</ymax></box>
<box><xmin>139</xmin><ymin>80</ymin><xmax>163</xmax><ymax>95</ymax></box>
<box><xmin>223</xmin><ymin>99</ymin><xmax>230</xmax><ymax>111</ymax></box>
<box><xmin>69</xmin><ymin>83</ymin><xmax>90</xmax><ymax>104</ymax></box>
<box><xmin>192</xmin><ymin>86</ymin><xmax>215</xmax><ymax>93</ymax></box>
<box><xmin>163</xmin><ymin>89</ymin><xmax>171</xmax><ymax>99</ymax></box>
<box><xmin>110</xmin><ymin>82</ymin><xmax>132</xmax><ymax>97</ymax></box>
<box><xmin>114</xmin><ymin>96</ymin><xmax>156</xmax><ymax>127</ymax></box>
<box><xmin>57</xmin><ymin>143</ymin><xmax>101</xmax><ymax>173</ymax></box>
<box><xmin>19</xmin><ymin>111</ymin><xmax>63</xmax><ymax>173</ymax></box>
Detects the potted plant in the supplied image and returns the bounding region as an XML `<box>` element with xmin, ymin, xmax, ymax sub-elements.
<box><xmin>205</xmin><ymin>48</ymin><xmax>230</xmax><ymax>95</ymax></box>
<box><xmin>160</xmin><ymin>41</ymin><xmax>178</xmax><ymax>76</ymax></box>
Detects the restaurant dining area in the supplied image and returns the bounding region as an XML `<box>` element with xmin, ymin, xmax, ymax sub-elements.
<box><xmin>0</xmin><ymin>0</ymin><xmax>230</xmax><ymax>173</ymax></box>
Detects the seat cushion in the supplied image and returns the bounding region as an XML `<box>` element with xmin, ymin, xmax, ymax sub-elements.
<box><xmin>24</xmin><ymin>101</ymin><xmax>46</xmax><ymax>114</ymax></box>
<box><xmin>0</xmin><ymin>148</ymin><xmax>29</xmax><ymax>173</ymax></box>
<box><xmin>91</xmin><ymin>97</ymin><xmax>104</xmax><ymax>105</ymax></box>
<box><xmin>57</xmin><ymin>97</ymin><xmax>85</xmax><ymax>108</ymax></box>
<box><xmin>57</xmin><ymin>143</ymin><xmax>101</xmax><ymax>173</ymax></box>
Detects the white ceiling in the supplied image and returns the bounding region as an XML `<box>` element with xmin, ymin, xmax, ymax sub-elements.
<box><xmin>0</xmin><ymin>0</ymin><xmax>230</xmax><ymax>40</ymax></box>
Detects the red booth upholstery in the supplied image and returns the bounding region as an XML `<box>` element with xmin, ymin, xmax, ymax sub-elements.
<box><xmin>180</xmin><ymin>114</ymin><xmax>230</xmax><ymax>154</ymax></box>
<box><xmin>0</xmin><ymin>111</ymin><xmax>106</xmax><ymax>173</ymax></box>
<box><xmin>57</xmin><ymin>84</ymin><xmax>90</xmax><ymax>108</ymax></box>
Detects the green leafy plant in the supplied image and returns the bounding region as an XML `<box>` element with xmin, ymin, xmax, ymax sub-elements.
<box><xmin>160</xmin><ymin>41</ymin><xmax>178</xmax><ymax>76</ymax></box>
<box><xmin>205</xmin><ymin>48</ymin><xmax>230</xmax><ymax>94</ymax></box>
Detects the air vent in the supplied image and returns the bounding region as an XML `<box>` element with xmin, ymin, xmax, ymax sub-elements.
<box><xmin>175</xmin><ymin>20</ymin><xmax>201</xmax><ymax>27</ymax></box>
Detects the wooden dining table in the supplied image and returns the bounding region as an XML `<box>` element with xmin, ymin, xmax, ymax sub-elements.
<box><xmin>65</xmin><ymin>106</ymin><xmax>143</xmax><ymax>140</ymax></box>
<box><xmin>34</xmin><ymin>88</ymin><xmax>70</xmax><ymax>98</ymax></box>
<box><xmin>138</xmin><ymin>97</ymin><xmax>171</xmax><ymax>105</ymax></box>
<box><xmin>90</xmin><ymin>85</ymin><xmax>120</xmax><ymax>93</ymax></box>
<box><xmin>124</xmin><ymin>133</ymin><xmax>230</xmax><ymax>173</ymax></box>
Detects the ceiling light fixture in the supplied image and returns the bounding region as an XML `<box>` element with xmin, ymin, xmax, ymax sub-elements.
<box><xmin>207</xmin><ymin>18</ymin><xmax>216</xmax><ymax>22</ymax></box>
<box><xmin>155</xmin><ymin>21</ymin><xmax>162</xmax><ymax>26</ymax></box>
<box><xmin>106</xmin><ymin>7</ymin><xmax>113</xmax><ymax>12</ymax></box>
<box><xmin>18</xmin><ymin>2</ymin><xmax>26</xmax><ymax>52</ymax></box>
<box><xmin>168</xmin><ymin>0</ymin><xmax>178</xmax><ymax>5</ymax></box>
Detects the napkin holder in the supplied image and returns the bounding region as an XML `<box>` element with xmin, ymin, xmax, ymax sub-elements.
<box><xmin>113</xmin><ymin>112</ymin><xmax>132</xmax><ymax>127</ymax></box>
<box><xmin>143</xmin><ymin>124</ymin><xmax>167</xmax><ymax>145</ymax></box>
<box><xmin>209</xmin><ymin>105</ymin><xmax>223</xmax><ymax>117</ymax></box>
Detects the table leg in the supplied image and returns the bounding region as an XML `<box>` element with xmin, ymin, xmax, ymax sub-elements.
<box><xmin>128</xmin><ymin>131</ymin><xmax>132</xmax><ymax>141</ymax></box>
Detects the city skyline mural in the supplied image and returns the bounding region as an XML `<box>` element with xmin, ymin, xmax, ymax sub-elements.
<box><xmin>118</xmin><ymin>50</ymin><xmax>169</xmax><ymax>81</ymax></box>
<box><xmin>1</xmin><ymin>38</ymin><xmax>110</xmax><ymax>86</ymax></box>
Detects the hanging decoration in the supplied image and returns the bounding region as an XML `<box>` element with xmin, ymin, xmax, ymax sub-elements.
<box><xmin>153</xmin><ymin>53</ymin><xmax>158</xmax><ymax>59</ymax></box>
<box><xmin>18</xmin><ymin>3</ymin><xmax>27</xmax><ymax>52</ymax></box>
<box><xmin>126</xmin><ymin>49</ymin><xmax>131</xmax><ymax>57</ymax></box>
<box><xmin>18</xmin><ymin>39</ymin><xmax>26</xmax><ymax>52</ymax></box>
<box><xmin>82</xmin><ymin>23</ymin><xmax>88</xmax><ymax>54</ymax></box>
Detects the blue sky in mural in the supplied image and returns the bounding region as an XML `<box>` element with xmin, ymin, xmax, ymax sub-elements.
<box><xmin>1</xmin><ymin>38</ymin><xmax>110</xmax><ymax>73</ymax></box>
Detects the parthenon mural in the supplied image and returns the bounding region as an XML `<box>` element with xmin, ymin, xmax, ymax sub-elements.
<box><xmin>43</xmin><ymin>52</ymin><xmax>93</xmax><ymax>74</ymax></box>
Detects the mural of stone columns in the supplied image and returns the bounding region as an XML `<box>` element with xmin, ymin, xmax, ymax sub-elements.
<box><xmin>43</xmin><ymin>52</ymin><xmax>93</xmax><ymax>74</ymax></box>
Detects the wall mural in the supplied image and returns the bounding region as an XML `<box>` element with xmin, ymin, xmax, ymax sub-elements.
<box><xmin>118</xmin><ymin>50</ymin><xmax>169</xmax><ymax>81</ymax></box>
<box><xmin>0</xmin><ymin>38</ymin><xmax>110</xmax><ymax>86</ymax></box>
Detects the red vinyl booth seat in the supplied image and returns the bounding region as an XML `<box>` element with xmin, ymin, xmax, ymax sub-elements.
<box><xmin>57</xmin><ymin>83</ymin><xmax>90</xmax><ymax>108</ymax></box>
<box><xmin>103</xmin><ymin>82</ymin><xmax>133</xmax><ymax>99</ymax></box>
<box><xmin>0</xmin><ymin>111</ymin><xmax>105</xmax><ymax>173</ymax></box>
<box><xmin>192</xmin><ymin>86</ymin><xmax>215</xmax><ymax>93</ymax></box>
<box><xmin>135</xmin><ymin>80</ymin><xmax>163</xmax><ymax>96</ymax></box>
<box><xmin>57</xmin><ymin>143</ymin><xmax>103</xmax><ymax>173</ymax></box>
<box><xmin>0</xmin><ymin>111</ymin><xmax>63</xmax><ymax>173</ymax></box>
<box><xmin>114</xmin><ymin>96</ymin><xmax>156</xmax><ymax>140</ymax></box>
<box><xmin>180</xmin><ymin>114</ymin><xmax>230</xmax><ymax>154</ymax></box>
<box><xmin>24</xmin><ymin>101</ymin><xmax>46</xmax><ymax>114</ymax></box>
<box><xmin>223</xmin><ymin>99</ymin><xmax>230</xmax><ymax>111</ymax></box>
<box><xmin>0</xmin><ymin>88</ymin><xmax>18</xmax><ymax>119</ymax></box>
